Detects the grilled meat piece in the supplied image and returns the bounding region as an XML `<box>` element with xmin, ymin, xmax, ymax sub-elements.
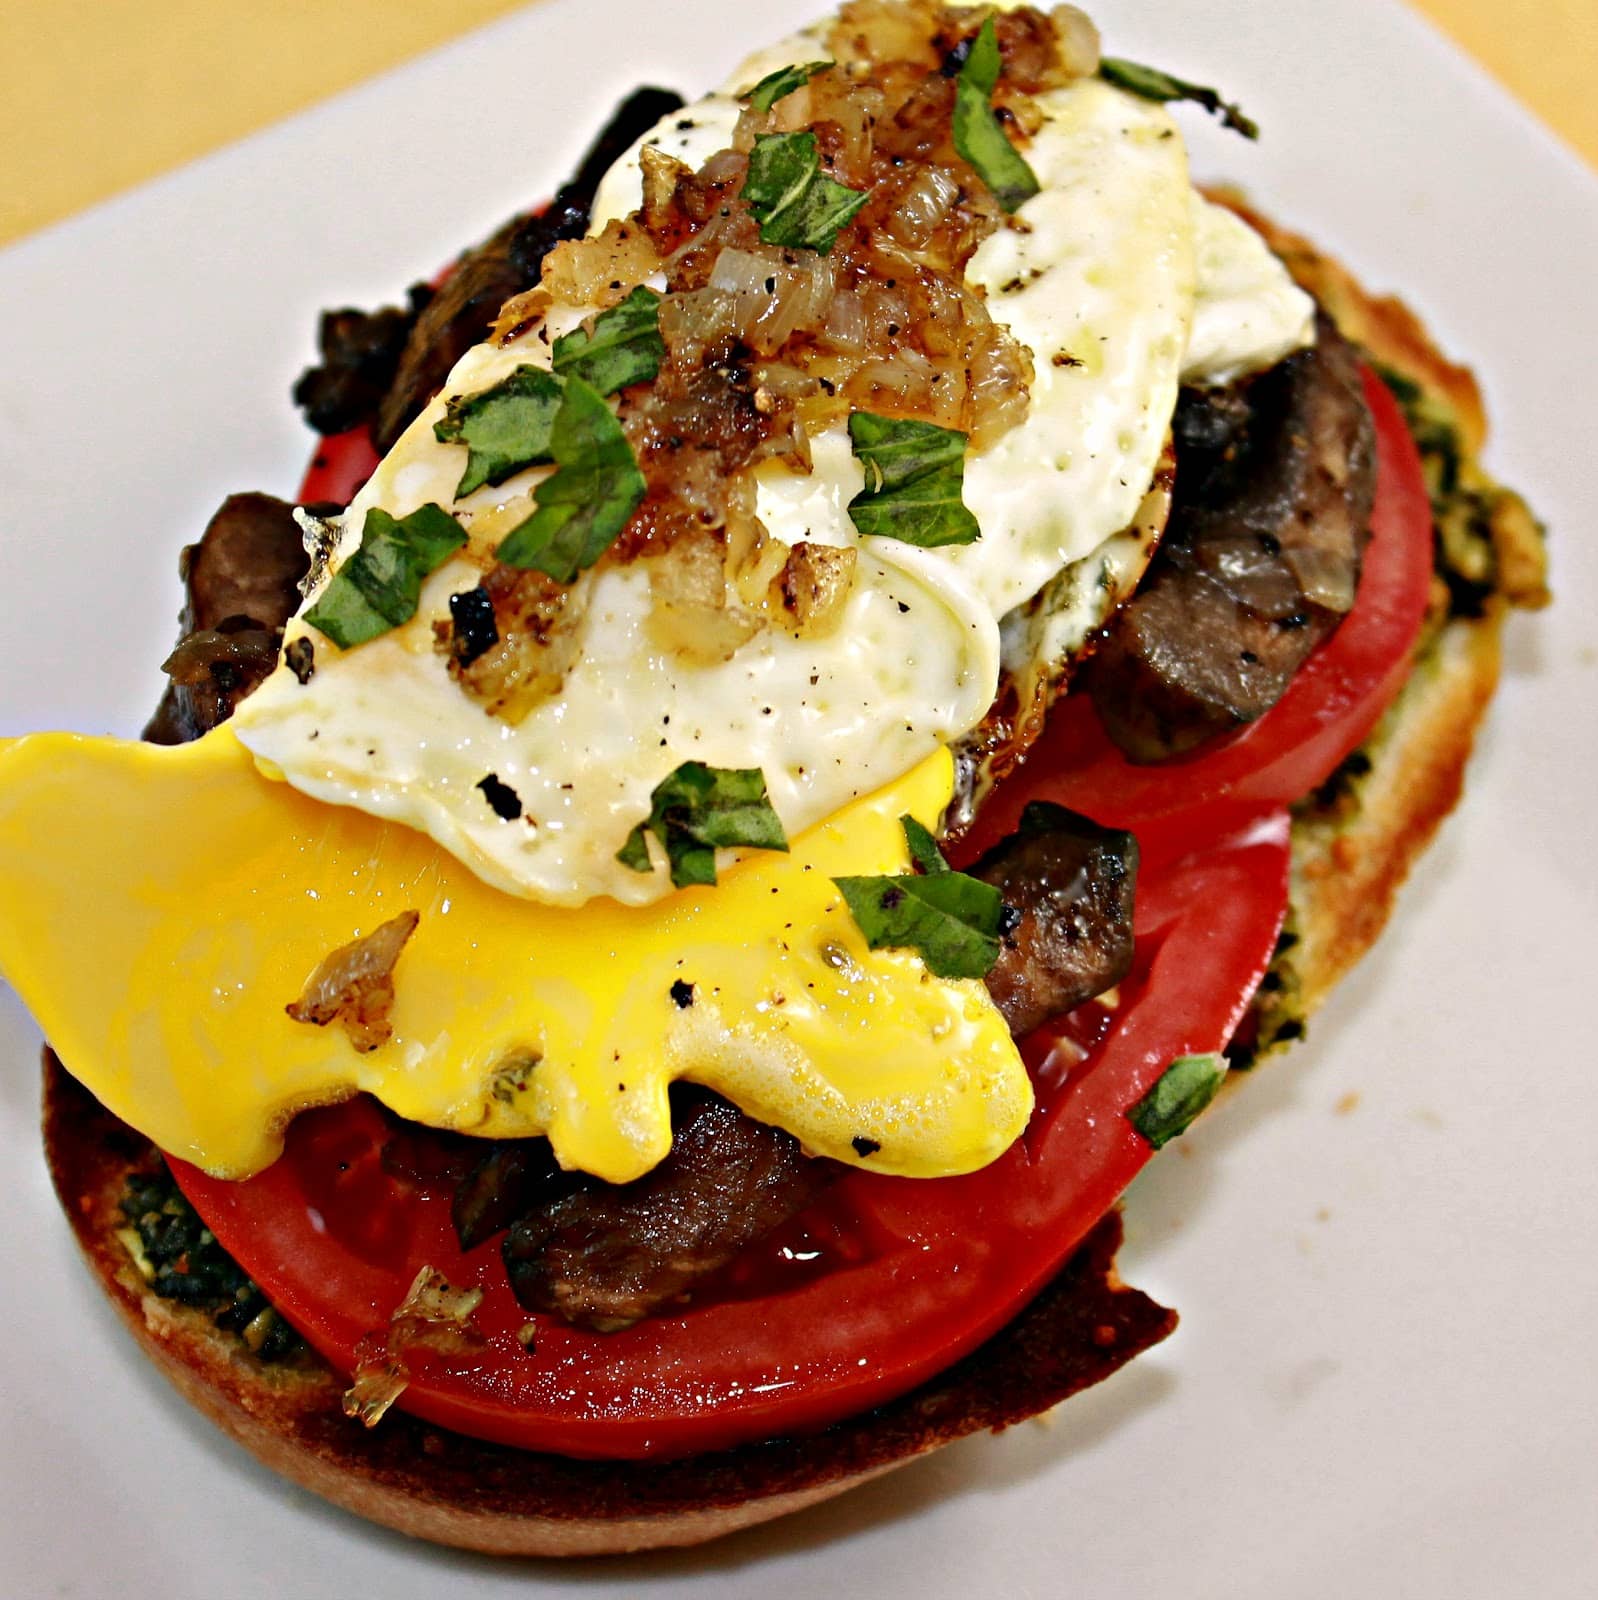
<box><xmin>292</xmin><ymin>289</ymin><xmax>434</xmax><ymax>438</ymax></box>
<box><xmin>493</xmin><ymin>804</ymin><xmax>1137</xmax><ymax>1331</ymax></box>
<box><xmin>970</xmin><ymin>801</ymin><xmax>1138</xmax><ymax>1039</ymax></box>
<box><xmin>1087</xmin><ymin>314</ymin><xmax>1377</xmax><ymax>761</ymax></box>
<box><xmin>502</xmin><ymin>1090</ymin><xmax>837</xmax><ymax>1331</ymax></box>
<box><xmin>371</xmin><ymin>86</ymin><xmax>685</xmax><ymax>454</ymax></box>
<box><xmin>143</xmin><ymin>492</ymin><xmax>309</xmax><ymax>744</ymax></box>
<box><xmin>453</xmin><ymin>1139</ymin><xmax>579</xmax><ymax>1253</ymax></box>
<box><xmin>371</xmin><ymin>216</ymin><xmax>530</xmax><ymax>456</ymax></box>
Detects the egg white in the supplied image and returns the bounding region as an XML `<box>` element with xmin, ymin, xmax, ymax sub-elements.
<box><xmin>232</xmin><ymin>27</ymin><xmax>1312</xmax><ymax>908</ymax></box>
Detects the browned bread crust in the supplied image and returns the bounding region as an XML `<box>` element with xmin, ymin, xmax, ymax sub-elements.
<box><xmin>1225</xmin><ymin>199</ymin><xmax>1546</xmax><ymax>1022</ymax></box>
<box><xmin>37</xmin><ymin>213</ymin><xmax>1545</xmax><ymax>1558</ymax></box>
<box><xmin>43</xmin><ymin>1055</ymin><xmax>1174</xmax><ymax>1556</ymax></box>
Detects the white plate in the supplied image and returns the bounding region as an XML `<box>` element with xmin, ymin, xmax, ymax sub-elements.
<box><xmin>2</xmin><ymin>2</ymin><xmax>1594</xmax><ymax>1594</ymax></box>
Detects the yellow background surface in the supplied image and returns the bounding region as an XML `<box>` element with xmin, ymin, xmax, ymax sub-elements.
<box><xmin>1</xmin><ymin>0</ymin><xmax>1593</xmax><ymax>249</ymax></box>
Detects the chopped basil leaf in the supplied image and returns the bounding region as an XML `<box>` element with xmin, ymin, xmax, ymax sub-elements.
<box><xmin>1099</xmin><ymin>57</ymin><xmax>1259</xmax><ymax>140</ymax></box>
<box><xmin>551</xmin><ymin>285</ymin><xmax>665</xmax><ymax>395</ymax></box>
<box><xmin>846</xmin><ymin>412</ymin><xmax>981</xmax><ymax>547</ymax></box>
<box><xmin>433</xmin><ymin>366</ymin><xmax>562</xmax><ymax>499</ymax></box>
<box><xmin>741</xmin><ymin>131</ymin><xmax>869</xmax><ymax>254</ymax></box>
<box><xmin>833</xmin><ymin>871</ymin><xmax>1003</xmax><ymax>981</ymax></box>
<box><xmin>901</xmin><ymin>813</ymin><xmax>949</xmax><ymax>875</ymax></box>
<box><xmin>495</xmin><ymin>376</ymin><xmax>646</xmax><ymax>583</ymax></box>
<box><xmin>616</xmin><ymin>761</ymin><xmax>790</xmax><ymax>889</ymax></box>
<box><xmin>951</xmin><ymin>16</ymin><xmax>1040</xmax><ymax>213</ymax></box>
<box><xmin>303</xmin><ymin>503</ymin><xmax>465</xmax><ymax>649</ymax></box>
<box><xmin>1127</xmin><ymin>1053</ymin><xmax>1229</xmax><ymax>1149</ymax></box>
<box><xmin>832</xmin><ymin>816</ymin><xmax>1002</xmax><ymax>980</ymax></box>
<box><xmin>745</xmin><ymin>60</ymin><xmax>831</xmax><ymax>114</ymax></box>
<box><xmin>614</xmin><ymin>825</ymin><xmax>654</xmax><ymax>875</ymax></box>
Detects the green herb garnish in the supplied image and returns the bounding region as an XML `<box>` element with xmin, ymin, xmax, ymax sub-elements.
<box><xmin>551</xmin><ymin>285</ymin><xmax>665</xmax><ymax>396</ymax></box>
<box><xmin>1127</xmin><ymin>1053</ymin><xmax>1229</xmax><ymax>1149</ymax></box>
<box><xmin>900</xmin><ymin>813</ymin><xmax>948</xmax><ymax>876</ymax></box>
<box><xmin>745</xmin><ymin>60</ymin><xmax>831</xmax><ymax>115</ymax></box>
<box><xmin>846</xmin><ymin>412</ymin><xmax>981</xmax><ymax>547</ymax></box>
<box><xmin>495</xmin><ymin>376</ymin><xmax>647</xmax><ymax>583</ymax></box>
<box><xmin>741</xmin><ymin>131</ymin><xmax>869</xmax><ymax>254</ymax></box>
<box><xmin>617</xmin><ymin>762</ymin><xmax>790</xmax><ymax>888</ymax></box>
<box><xmin>120</xmin><ymin>1171</ymin><xmax>303</xmax><ymax>1361</ymax></box>
<box><xmin>832</xmin><ymin>816</ymin><xmax>1005</xmax><ymax>981</ymax></box>
<box><xmin>433</xmin><ymin>365</ymin><xmax>563</xmax><ymax>499</ymax></box>
<box><xmin>952</xmin><ymin>16</ymin><xmax>1040</xmax><ymax>213</ymax></box>
<box><xmin>1099</xmin><ymin>57</ymin><xmax>1259</xmax><ymax>140</ymax></box>
<box><xmin>303</xmin><ymin>503</ymin><xmax>466</xmax><ymax>649</ymax></box>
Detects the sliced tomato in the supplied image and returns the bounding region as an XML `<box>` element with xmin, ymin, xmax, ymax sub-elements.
<box><xmin>171</xmin><ymin>809</ymin><xmax>1288</xmax><ymax>1460</ymax></box>
<box><xmin>298</xmin><ymin>424</ymin><xmax>380</xmax><ymax>508</ymax></box>
<box><xmin>961</xmin><ymin>369</ymin><xmax>1433</xmax><ymax>851</ymax></box>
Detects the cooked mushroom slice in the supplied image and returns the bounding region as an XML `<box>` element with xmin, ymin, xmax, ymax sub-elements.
<box><xmin>372</xmin><ymin>87</ymin><xmax>685</xmax><ymax>453</ymax></box>
<box><xmin>1087</xmin><ymin>313</ymin><xmax>1377</xmax><ymax>762</ymax></box>
<box><xmin>502</xmin><ymin>1090</ymin><xmax>836</xmax><ymax>1332</ymax></box>
<box><xmin>969</xmin><ymin>801</ymin><xmax>1138</xmax><ymax>1039</ymax></box>
<box><xmin>144</xmin><ymin>492</ymin><xmax>310</xmax><ymax>743</ymax></box>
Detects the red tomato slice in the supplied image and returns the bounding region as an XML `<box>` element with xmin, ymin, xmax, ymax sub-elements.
<box><xmin>172</xmin><ymin>810</ymin><xmax>1289</xmax><ymax>1460</ymax></box>
<box><xmin>961</xmin><ymin>368</ymin><xmax>1433</xmax><ymax>850</ymax></box>
<box><xmin>298</xmin><ymin>425</ymin><xmax>380</xmax><ymax>508</ymax></box>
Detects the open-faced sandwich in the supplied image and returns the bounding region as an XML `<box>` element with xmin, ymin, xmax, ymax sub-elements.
<box><xmin>0</xmin><ymin>0</ymin><xmax>1547</xmax><ymax>1557</ymax></box>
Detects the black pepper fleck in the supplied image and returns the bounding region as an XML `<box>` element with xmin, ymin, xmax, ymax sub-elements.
<box><xmin>449</xmin><ymin>586</ymin><xmax>499</xmax><ymax>667</ymax></box>
<box><xmin>851</xmin><ymin>1136</ymin><xmax>881</xmax><ymax>1158</ymax></box>
<box><xmin>284</xmin><ymin>636</ymin><xmax>316</xmax><ymax>684</ymax></box>
<box><xmin>669</xmin><ymin>979</ymin><xmax>695</xmax><ymax>1009</ymax></box>
<box><xmin>476</xmin><ymin>774</ymin><xmax>522</xmax><ymax>820</ymax></box>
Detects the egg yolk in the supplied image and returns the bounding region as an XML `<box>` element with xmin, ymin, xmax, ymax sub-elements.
<box><xmin>0</xmin><ymin>730</ymin><xmax>1029</xmax><ymax>1182</ymax></box>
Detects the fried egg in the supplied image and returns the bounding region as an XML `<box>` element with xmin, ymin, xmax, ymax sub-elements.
<box><xmin>0</xmin><ymin>6</ymin><xmax>1313</xmax><ymax>1185</ymax></box>
<box><xmin>230</xmin><ymin>50</ymin><xmax>1311</xmax><ymax>909</ymax></box>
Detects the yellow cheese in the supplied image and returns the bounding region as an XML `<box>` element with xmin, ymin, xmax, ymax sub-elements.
<box><xmin>0</xmin><ymin>730</ymin><xmax>1029</xmax><ymax>1183</ymax></box>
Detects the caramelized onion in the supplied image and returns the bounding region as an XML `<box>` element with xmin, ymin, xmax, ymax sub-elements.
<box><xmin>285</xmin><ymin>910</ymin><xmax>420</xmax><ymax>1053</ymax></box>
<box><xmin>480</xmin><ymin>0</ymin><xmax>1066</xmax><ymax>696</ymax></box>
<box><xmin>883</xmin><ymin>164</ymin><xmax>963</xmax><ymax>249</ymax></box>
<box><xmin>1051</xmin><ymin>4</ymin><xmax>1102</xmax><ymax>77</ymax></box>
<box><xmin>540</xmin><ymin>219</ymin><xmax>662</xmax><ymax>308</ymax></box>
<box><xmin>343</xmin><ymin>1266</ymin><xmax>484</xmax><ymax>1428</ymax></box>
<box><xmin>829</xmin><ymin>0</ymin><xmax>944</xmax><ymax>70</ymax></box>
<box><xmin>448</xmin><ymin>565</ymin><xmax>584</xmax><ymax>724</ymax></box>
<box><xmin>774</xmin><ymin>542</ymin><xmax>858</xmax><ymax>637</ymax></box>
<box><xmin>646</xmin><ymin>527</ymin><xmax>762</xmax><ymax>664</ymax></box>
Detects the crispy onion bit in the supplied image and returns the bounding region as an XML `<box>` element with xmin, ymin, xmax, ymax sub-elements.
<box><xmin>774</xmin><ymin>542</ymin><xmax>858</xmax><ymax>637</ymax></box>
<box><xmin>342</xmin><ymin>1266</ymin><xmax>485</xmax><ymax>1429</ymax></box>
<box><xmin>442</xmin><ymin>564</ymin><xmax>584</xmax><ymax>725</ymax></box>
<box><xmin>491</xmin><ymin>285</ymin><xmax>551</xmax><ymax>346</ymax></box>
<box><xmin>1051</xmin><ymin>5</ymin><xmax>1102</xmax><ymax>77</ymax></box>
<box><xmin>539</xmin><ymin>218</ymin><xmax>662</xmax><ymax>309</ymax></box>
<box><xmin>646</xmin><ymin>526</ymin><xmax>763</xmax><ymax>665</ymax></box>
<box><xmin>285</xmin><ymin>909</ymin><xmax>420</xmax><ymax>1053</ymax></box>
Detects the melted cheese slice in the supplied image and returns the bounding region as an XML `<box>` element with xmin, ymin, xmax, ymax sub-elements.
<box><xmin>0</xmin><ymin>731</ymin><xmax>1027</xmax><ymax>1183</ymax></box>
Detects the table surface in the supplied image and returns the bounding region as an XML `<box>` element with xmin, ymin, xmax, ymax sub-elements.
<box><xmin>1</xmin><ymin>0</ymin><xmax>1594</xmax><ymax>248</ymax></box>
